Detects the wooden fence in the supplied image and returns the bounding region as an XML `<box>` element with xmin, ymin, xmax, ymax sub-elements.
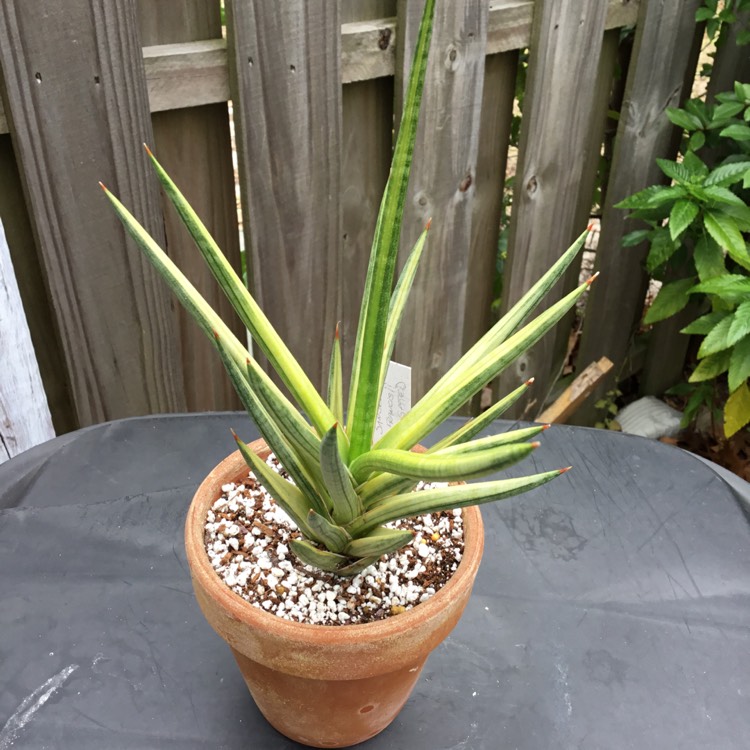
<box><xmin>0</xmin><ymin>0</ymin><xmax>728</xmax><ymax>460</ymax></box>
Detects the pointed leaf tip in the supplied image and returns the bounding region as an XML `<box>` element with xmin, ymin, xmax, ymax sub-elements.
<box><xmin>586</xmin><ymin>271</ymin><xmax>600</xmax><ymax>286</ymax></box>
<box><xmin>230</xmin><ymin>428</ymin><xmax>239</xmax><ymax>441</ymax></box>
<box><xmin>525</xmin><ymin>377</ymin><xmax>535</xmax><ymax>386</ymax></box>
<box><xmin>143</xmin><ymin>143</ymin><xmax>154</xmax><ymax>157</ymax></box>
<box><xmin>559</xmin><ymin>466</ymin><xmax>573</xmax><ymax>475</ymax></box>
<box><xmin>530</xmin><ymin>441</ymin><xmax>541</xmax><ymax>449</ymax></box>
<box><xmin>98</xmin><ymin>181</ymin><xmax>108</xmax><ymax>192</ymax></box>
<box><xmin>334</xmin><ymin>321</ymin><xmax>340</xmax><ymax>340</ymax></box>
<box><xmin>425</xmin><ymin>217</ymin><xmax>433</xmax><ymax>231</ymax></box>
<box><xmin>542</xmin><ymin>424</ymin><xmax>552</xmax><ymax>431</ymax></box>
<box><xmin>587</xmin><ymin>222</ymin><xmax>596</xmax><ymax>232</ymax></box>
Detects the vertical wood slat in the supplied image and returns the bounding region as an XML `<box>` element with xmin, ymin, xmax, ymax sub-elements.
<box><xmin>462</xmin><ymin>51</ymin><xmax>518</xmax><ymax>412</ymax></box>
<box><xmin>0</xmin><ymin>0</ymin><xmax>185</xmax><ymax>426</ymax></box>
<box><xmin>0</xmin><ymin>135</ymin><xmax>76</xmax><ymax>434</ymax></box>
<box><xmin>393</xmin><ymin>0</ymin><xmax>489</xmax><ymax>402</ymax></box>
<box><xmin>573</xmin><ymin>0</ymin><xmax>703</xmax><ymax>425</ymax></box>
<box><xmin>340</xmin><ymin>0</ymin><xmax>396</xmax><ymax>394</ymax></box>
<box><xmin>0</xmin><ymin>219</ymin><xmax>54</xmax><ymax>462</ymax></box>
<box><xmin>226</xmin><ymin>0</ymin><xmax>342</xmax><ymax>393</ymax></box>
<box><xmin>495</xmin><ymin>0</ymin><xmax>608</xmax><ymax>419</ymax></box>
<box><xmin>138</xmin><ymin>0</ymin><xmax>243</xmax><ymax>413</ymax></box>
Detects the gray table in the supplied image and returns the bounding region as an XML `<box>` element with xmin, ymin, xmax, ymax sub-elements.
<box><xmin>1</xmin><ymin>414</ymin><xmax>749</xmax><ymax>749</ymax></box>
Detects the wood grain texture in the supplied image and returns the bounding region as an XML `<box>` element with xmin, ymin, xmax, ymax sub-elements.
<box><xmin>0</xmin><ymin>0</ymin><xmax>641</xmax><ymax>132</ymax></box>
<box><xmin>462</xmin><ymin>51</ymin><xmax>518</xmax><ymax>413</ymax></box>
<box><xmin>138</xmin><ymin>0</ymin><xmax>243</xmax><ymax>413</ymax></box>
<box><xmin>707</xmin><ymin>10</ymin><xmax>750</xmax><ymax>102</ymax></box>
<box><xmin>341</xmin><ymin>1</ymin><xmax>396</xmax><ymax>395</ymax></box>
<box><xmin>0</xmin><ymin>0</ymin><xmax>185</xmax><ymax>426</ymax></box>
<box><xmin>0</xmin><ymin>219</ymin><xmax>55</xmax><ymax>462</ymax></box>
<box><xmin>0</xmin><ymin>135</ymin><xmax>75</xmax><ymax>434</ymax></box>
<box><xmin>573</xmin><ymin>0</ymin><xmax>702</xmax><ymax>425</ymax></box>
<box><xmin>227</xmin><ymin>0</ymin><xmax>342</xmax><ymax>392</ymax></box>
<box><xmin>495</xmin><ymin>0</ymin><xmax>608</xmax><ymax>419</ymax></box>
<box><xmin>393</xmin><ymin>0</ymin><xmax>489</xmax><ymax>402</ymax></box>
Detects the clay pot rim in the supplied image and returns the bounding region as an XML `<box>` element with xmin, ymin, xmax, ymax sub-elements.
<box><xmin>185</xmin><ymin>442</ymin><xmax>484</xmax><ymax>646</ymax></box>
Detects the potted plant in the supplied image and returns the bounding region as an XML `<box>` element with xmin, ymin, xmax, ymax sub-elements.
<box><xmin>102</xmin><ymin>1</ymin><xmax>594</xmax><ymax>745</ymax></box>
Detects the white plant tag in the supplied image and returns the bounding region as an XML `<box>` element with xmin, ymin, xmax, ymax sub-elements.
<box><xmin>373</xmin><ymin>361</ymin><xmax>412</xmax><ymax>443</ymax></box>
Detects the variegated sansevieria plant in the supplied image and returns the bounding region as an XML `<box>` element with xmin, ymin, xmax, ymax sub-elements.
<box><xmin>101</xmin><ymin>0</ymin><xmax>594</xmax><ymax>576</ymax></box>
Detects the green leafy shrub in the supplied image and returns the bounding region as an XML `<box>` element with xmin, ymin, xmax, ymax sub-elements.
<box><xmin>617</xmin><ymin>82</ymin><xmax>750</xmax><ymax>437</ymax></box>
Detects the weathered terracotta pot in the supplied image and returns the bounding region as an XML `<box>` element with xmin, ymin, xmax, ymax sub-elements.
<box><xmin>185</xmin><ymin>439</ymin><xmax>484</xmax><ymax>748</ymax></box>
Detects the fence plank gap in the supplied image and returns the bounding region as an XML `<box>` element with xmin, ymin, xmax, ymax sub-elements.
<box><xmin>0</xmin><ymin>0</ymin><xmax>186</xmax><ymax>426</ymax></box>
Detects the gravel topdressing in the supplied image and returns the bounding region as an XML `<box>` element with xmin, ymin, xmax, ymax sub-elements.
<box><xmin>204</xmin><ymin>455</ymin><xmax>465</xmax><ymax>626</ymax></box>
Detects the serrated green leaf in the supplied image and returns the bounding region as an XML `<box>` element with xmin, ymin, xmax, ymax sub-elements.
<box><xmin>346</xmin><ymin>0</ymin><xmax>436</xmax><ymax>460</ymax></box>
<box><xmin>697</xmin><ymin>315</ymin><xmax>735</xmax><ymax>357</ymax></box>
<box><xmin>616</xmin><ymin>186</ymin><xmax>669</xmax><ymax>210</ymax></box>
<box><xmin>696</xmin><ymin>7</ymin><xmax>716</xmax><ymax>22</ymax></box>
<box><xmin>728</xmin><ymin>301</ymin><xmax>750</xmax><ymax>344</ymax></box>
<box><xmin>729</xmin><ymin>334</ymin><xmax>750</xmax><ymax>392</ymax></box>
<box><xmin>691</xmin><ymin>274</ymin><xmax>750</xmax><ymax>300</ymax></box>
<box><xmin>665</xmin><ymin>108</ymin><xmax>703</xmax><ymax>131</ymax></box>
<box><xmin>744</xmin><ymin>168</ymin><xmax>750</xmax><ymax>189</ymax></box>
<box><xmin>647</xmin><ymin>185</ymin><xmax>689</xmax><ymax>207</ymax></box>
<box><xmin>669</xmin><ymin>200</ymin><xmax>699</xmax><ymax>241</ymax></box>
<box><xmin>721</xmin><ymin>204</ymin><xmax>750</xmax><ymax>232</ymax></box>
<box><xmin>702</xmin><ymin>186</ymin><xmax>746</xmax><ymax>206</ymax></box>
<box><xmin>688</xmin><ymin>350</ymin><xmax>731</xmax><ymax>382</ymax></box>
<box><xmin>720</xmin><ymin>123</ymin><xmax>750</xmax><ymax>141</ymax></box>
<box><xmin>736</xmin><ymin>82</ymin><xmax>750</xmax><ymax>103</ymax></box>
<box><xmin>643</xmin><ymin>278</ymin><xmax>696</xmax><ymax>324</ymax></box>
<box><xmin>657</xmin><ymin>158</ymin><xmax>694</xmax><ymax>183</ymax></box>
<box><xmin>681</xmin><ymin>311</ymin><xmax>729</xmax><ymax>335</ymax></box>
<box><xmin>705</xmin><ymin>160</ymin><xmax>750</xmax><ymax>187</ymax></box>
<box><xmin>682</xmin><ymin>151</ymin><xmax>710</xmax><ymax>178</ymax></box>
<box><xmin>704</xmin><ymin>211</ymin><xmax>750</xmax><ymax>270</ymax></box>
<box><xmin>622</xmin><ymin>229</ymin><xmax>652</xmax><ymax>247</ymax></box>
<box><xmin>646</xmin><ymin>231</ymin><xmax>679</xmax><ymax>273</ymax></box>
<box><xmin>350</xmin><ymin>441</ymin><xmax>537</xmax><ymax>484</ymax></box>
<box><xmin>348</xmin><ymin>469</ymin><xmax>565</xmax><ymax>537</ymax></box>
<box><xmin>319</xmin><ymin>424</ymin><xmax>363</xmax><ymax>525</ymax></box>
<box><xmin>344</xmin><ymin>527</ymin><xmax>414</xmax><ymax>559</ymax></box>
<box><xmin>724</xmin><ymin>382</ymin><xmax>750</xmax><ymax>437</ymax></box>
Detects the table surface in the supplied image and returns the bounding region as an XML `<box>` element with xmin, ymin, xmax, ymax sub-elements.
<box><xmin>1</xmin><ymin>414</ymin><xmax>749</xmax><ymax>750</ymax></box>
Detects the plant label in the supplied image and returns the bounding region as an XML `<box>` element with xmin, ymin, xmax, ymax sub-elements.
<box><xmin>373</xmin><ymin>361</ymin><xmax>412</xmax><ymax>442</ymax></box>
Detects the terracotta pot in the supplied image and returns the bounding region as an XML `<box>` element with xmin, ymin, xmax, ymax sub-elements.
<box><xmin>185</xmin><ymin>439</ymin><xmax>484</xmax><ymax>748</ymax></box>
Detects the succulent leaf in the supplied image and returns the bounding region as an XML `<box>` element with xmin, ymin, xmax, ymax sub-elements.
<box><xmin>344</xmin><ymin>527</ymin><xmax>414</xmax><ymax>558</ymax></box>
<box><xmin>348</xmin><ymin>469</ymin><xmax>566</xmax><ymax>536</ymax></box>
<box><xmin>346</xmin><ymin>0</ymin><xmax>437</xmax><ymax>460</ymax></box>
<box><xmin>306</xmin><ymin>509</ymin><xmax>351</xmax><ymax>553</ymax></box>
<box><xmin>350</xmin><ymin>441</ymin><xmax>538</xmax><ymax>484</ymax></box>
<box><xmin>327</xmin><ymin>324</ymin><xmax>344</xmax><ymax>426</ymax></box>
<box><xmin>320</xmin><ymin>425</ymin><xmax>364</xmax><ymax>525</ymax></box>
<box><xmin>289</xmin><ymin>540</ymin><xmax>349</xmax><ymax>572</ymax></box>
<box><xmin>144</xmin><ymin>147</ymin><xmax>336</xmax><ymax>437</ymax></box>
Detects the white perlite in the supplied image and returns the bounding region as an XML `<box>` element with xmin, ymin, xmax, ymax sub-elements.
<box><xmin>204</xmin><ymin>455</ymin><xmax>465</xmax><ymax>626</ymax></box>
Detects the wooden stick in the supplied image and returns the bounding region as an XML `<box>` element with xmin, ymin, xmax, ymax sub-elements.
<box><xmin>537</xmin><ymin>357</ymin><xmax>614</xmax><ymax>425</ymax></box>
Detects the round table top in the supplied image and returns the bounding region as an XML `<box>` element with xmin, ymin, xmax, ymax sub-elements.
<box><xmin>1</xmin><ymin>414</ymin><xmax>748</xmax><ymax>749</ymax></box>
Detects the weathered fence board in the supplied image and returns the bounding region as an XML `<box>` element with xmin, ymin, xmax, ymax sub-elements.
<box><xmin>0</xmin><ymin>135</ymin><xmax>75</xmax><ymax>434</ymax></box>
<box><xmin>0</xmin><ymin>0</ymin><xmax>185</xmax><ymax>426</ymax></box>
<box><xmin>393</xmin><ymin>0</ymin><xmax>489</xmax><ymax>401</ymax></box>
<box><xmin>138</xmin><ymin>0</ymin><xmax>243</xmax><ymax>413</ymax></box>
<box><xmin>0</xmin><ymin>219</ymin><xmax>54</xmax><ymax>463</ymax></box>
<box><xmin>226</xmin><ymin>1</ymin><xmax>342</xmax><ymax>392</ymax></box>
<box><xmin>340</xmin><ymin>1</ymin><xmax>396</xmax><ymax>392</ymax></box>
<box><xmin>463</xmin><ymin>51</ymin><xmax>518</xmax><ymax>397</ymax></box>
<box><xmin>574</xmin><ymin>0</ymin><xmax>702</xmax><ymax>425</ymax></box>
<box><xmin>496</xmin><ymin>0</ymin><xmax>608</xmax><ymax>418</ymax></box>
